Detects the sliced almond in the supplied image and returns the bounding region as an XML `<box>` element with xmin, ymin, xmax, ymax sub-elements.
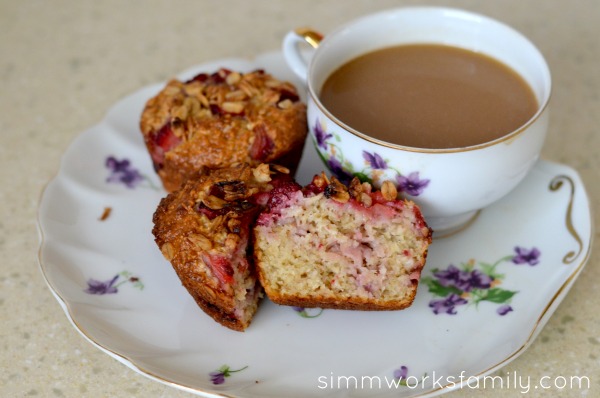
<box><xmin>253</xmin><ymin>163</ymin><xmax>272</xmax><ymax>183</ymax></box>
<box><xmin>277</xmin><ymin>99</ymin><xmax>293</xmax><ymax>109</ymax></box>
<box><xmin>173</xmin><ymin>104</ymin><xmax>188</xmax><ymax>120</ymax></box>
<box><xmin>225</xmin><ymin>71</ymin><xmax>242</xmax><ymax>85</ymax></box>
<box><xmin>359</xmin><ymin>192</ymin><xmax>373</xmax><ymax>207</ymax></box>
<box><xmin>202</xmin><ymin>195</ymin><xmax>228</xmax><ymax>210</ymax></box>
<box><xmin>270</xmin><ymin>164</ymin><xmax>290</xmax><ymax>174</ymax></box>
<box><xmin>381</xmin><ymin>180</ymin><xmax>398</xmax><ymax>201</ymax></box>
<box><xmin>221</xmin><ymin>101</ymin><xmax>245</xmax><ymax>114</ymax></box>
<box><xmin>225</xmin><ymin>90</ymin><xmax>247</xmax><ymax>101</ymax></box>
<box><xmin>161</xmin><ymin>242</ymin><xmax>175</xmax><ymax>261</ymax></box>
<box><xmin>348</xmin><ymin>177</ymin><xmax>363</xmax><ymax>198</ymax></box>
<box><xmin>187</xmin><ymin>233</ymin><xmax>213</xmax><ymax>251</ymax></box>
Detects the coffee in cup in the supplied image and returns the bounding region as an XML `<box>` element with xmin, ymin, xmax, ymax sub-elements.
<box><xmin>283</xmin><ymin>7</ymin><xmax>551</xmax><ymax>232</ymax></box>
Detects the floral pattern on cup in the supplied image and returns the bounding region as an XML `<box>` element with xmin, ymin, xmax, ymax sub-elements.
<box><xmin>312</xmin><ymin>119</ymin><xmax>430</xmax><ymax>196</ymax></box>
<box><xmin>105</xmin><ymin>156</ymin><xmax>158</xmax><ymax>190</ymax></box>
<box><xmin>422</xmin><ymin>246</ymin><xmax>541</xmax><ymax>315</ymax></box>
<box><xmin>209</xmin><ymin>365</ymin><xmax>248</xmax><ymax>385</ymax></box>
<box><xmin>84</xmin><ymin>270</ymin><xmax>144</xmax><ymax>295</ymax></box>
<box><xmin>292</xmin><ymin>306</ymin><xmax>324</xmax><ymax>318</ymax></box>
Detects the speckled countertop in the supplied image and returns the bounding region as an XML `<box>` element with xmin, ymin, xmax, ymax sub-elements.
<box><xmin>2</xmin><ymin>0</ymin><xmax>598</xmax><ymax>397</ymax></box>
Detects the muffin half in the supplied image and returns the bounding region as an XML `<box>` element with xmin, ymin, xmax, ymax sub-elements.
<box><xmin>152</xmin><ymin>163</ymin><xmax>293</xmax><ymax>331</ymax></box>
<box><xmin>254</xmin><ymin>175</ymin><xmax>432</xmax><ymax>310</ymax></box>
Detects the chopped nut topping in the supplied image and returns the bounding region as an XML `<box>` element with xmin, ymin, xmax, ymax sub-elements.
<box><xmin>187</xmin><ymin>233</ymin><xmax>213</xmax><ymax>251</ymax></box>
<box><xmin>221</xmin><ymin>101</ymin><xmax>245</xmax><ymax>114</ymax></box>
<box><xmin>197</xmin><ymin>93</ymin><xmax>210</xmax><ymax>108</ymax></box>
<box><xmin>173</xmin><ymin>104</ymin><xmax>188</xmax><ymax>120</ymax></box>
<box><xmin>225</xmin><ymin>71</ymin><xmax>242</xmax><ymax>85</ymax></box>
<box><xmin>264</xmin><ymin>79</ymin><xmax>281</xmax><ymax>88</ymax></box>
<box><xmin>324</xmin><ymin>177</ymin><xmax>350</xmax><ymax>203</ymax></box>
<box><xmin>361</xmin><ymin>182</ymin><xmax>372</xmax><ymax>194</ymax></box>
<box><xmin>348</xmin><ymin>177</ymin><xmax>363</xmax><ymax>198</ymax></box>
<box><xmin>262</xmin><ymin>89</ymin><xmax>280</xmax><ymax>104</ymax></box>
<box><xmin>224</xmin><ymin>234</ymin><xmax>239</xmax><ymax>251</ymax></box>
<box><xmin>185</xmin><ymin>96</ymin><xmax>201</xmax><ymax>115</ymax></box>
<box><xmin>253</xmin><ymin>163</ymin><xmax>272</xmax><ymax>183</ymax></box>
<box><xmin>277</xmin><ymin>99</ymin><xmax>293</xmax><ymax>109</ymax></box>
<box><xmin>359</xmin><ymin>192</ymin><xmax>373</xmax><ymax>207</ymax></box>
<box><xmin>312</xmin><ymin>173</ymin><xmax>329</xmax><ymax>190</ymax></box>
<box><xmin>225</xmin><ymin>90</ymin><xmax>247</xmax><ymax>101</ymax></box>
<box><xmin>239</xmin><ymin>80</ymin><xmax>258</xmax><ymax>97</ymax></box>
<box><xmin>227</xmin><ymin>218</ymin><xmax>242</xmax><ymax>234</ymax></box>
<box><xmin>270</xmin><ymin>164</ymin><xmax>290</xmax><ymax>174</ymax></box>
<box><xmin>381</xmin><ymin>180</ymin><xmax>398</xmax><ymax>201</ymax></box>
<box><xmin>161</xmin><ymin>242</ymin><xmax>175</xmax><ymax>261</ymax></box>
<box><xmin>163</xmin><ymin>84</ymin><xmax>181</xmax><ymax>96</ymax></box>
<box><xmin>219</xmin><ymin>181</ymin><xmax>249</xmax><ymax>201</ymax></box>
<box><xmin>202</xmin><ymin>195</ymin><xmax>229</xmax><ymax>210</ymax></box>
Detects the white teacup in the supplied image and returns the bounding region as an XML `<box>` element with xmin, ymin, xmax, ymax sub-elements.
<box><xmin>283</xmin><ymin>6</ymin><xmax>551</xmax><ymax>233</ymax></box>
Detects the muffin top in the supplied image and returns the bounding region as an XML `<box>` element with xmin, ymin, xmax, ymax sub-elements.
<box><xmin>140</xmin><ymin>68</ymin><xmax>307</xmax><ymax>191</ymax></box>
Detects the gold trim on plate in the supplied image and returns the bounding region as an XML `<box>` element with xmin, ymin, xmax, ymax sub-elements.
<box><xmin>549</xmin><ymin>175</ymin><xmax>583</xmax><ymax>264</ymax></box>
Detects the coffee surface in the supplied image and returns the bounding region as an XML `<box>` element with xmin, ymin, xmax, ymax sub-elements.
<box><xmin>319</xmin><ymin>44</ymin><xmax>538</xmax><ymax>149</ymax></box>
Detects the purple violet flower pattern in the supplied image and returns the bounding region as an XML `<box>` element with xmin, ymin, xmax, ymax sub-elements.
<box><xmin>105</xmin><ymin>156</ymin><xmax>158</xmax><ymax>190</ymax></box>
<box><xmin>314</xmin><ymin>120</ymin><xmax>333</xmax><ymax>150</ymax></box>
<box><xmin>497</xmin><ymin>305</ymin><xmax>514</xmax><ymax>316</ymax></box>
<box><xmin>393</xmin><ymin>366</ymin><xmax>409</xmax><ymax>381</ymax></box>
<box><xmin>85</xmin><ymin>275</ymin><xmax>119</xmax><ymax>295</ymax></box>
<box><xmin>512</xmin><ymin>246</ymin><xmax>541</xmax><ymax>266</ymax></box>
<box><xmin>311</xmin><ymin>118</ymin><xmax>430</xmax><ymax>196</ymax></box>
<box><xmin>293</xmin><ymin>306</ymin><xmax>324</xmax><ymax>318</ymax></box>
<box><xmin>434</xmin><ymin>266</ymin><xmax>492</xmax><ymax>292</ymax></box>
<box><xmin>363</xmin><ymin>151</ymin><xmax>388</xmax><ymax>169</ymax></box>
<box><xmin>84</xmin><ymin>271</ymin><xmax>144</xmax><ymax>295</ymax></box>
<box><xmin>423</xmin><ymin>247</ymin><xmax>541</xmax><ymax>316</ymax></box>
<box><xmin>106</xmin><ymin>156</ymin><xmax>144</xmax><ymax>188</ymax></box>
<box><xmin>429</xmin><ymin>293</ymin><xmax>469</xmax><ymax>315</ymax></box>
<box><xmin>396</xmin><ymin>172</ymin><xmax>430</xmax><ymax>197</ymax></box>
<box><xmin>326</xmin><ymin>157</ymin><xmax>354</xmax><ymax>185</ymax></box>
<box><xmin>392</xmin><ymin>366</ymin><xmax>427</xmax><ymax>387</ymax></box>
<box><xmin>209</xmin><ymin>365</ymin><xmax>248</xmax><ymax>385</ymax></box>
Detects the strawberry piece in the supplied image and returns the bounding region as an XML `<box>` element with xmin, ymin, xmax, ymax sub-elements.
<box><xmin>279</xmin><ymin>88</ymin><xmax>300</xmax><ymax>103</ymax></box>
<box><xmin>185</xmin><ymin>73</ymin><xmax>208</xmax><ymax>84</ymax></box>
<box><xmin>266</xmin><ymin>178</ymin><xmax>302</xmax><ymax>209</ymax></box>
<box><xmin>202</xmin><ymin>253</ymin><xmax>234</xmax><ymax>286</ymax></box>
<box><xmin>249</xmin><ymin>125</ymin><xmax>274</xmax><ymax>161</ymax></box>
<box><xmin>149</xmin><ymin>122</ymin><xmax>181</xmax><ymax>171</ymax></box>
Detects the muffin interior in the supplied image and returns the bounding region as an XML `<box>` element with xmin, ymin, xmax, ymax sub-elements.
<box><xmin>255</xmin><ymin>190</ymin><xmax>430</xmax><ymax>303</ymax></box>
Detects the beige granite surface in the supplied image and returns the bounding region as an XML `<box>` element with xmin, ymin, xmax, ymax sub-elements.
<box><xmin>1</xmin><ymin>0</ymin><xmax>598</xmax><ymax>396</ymax></box>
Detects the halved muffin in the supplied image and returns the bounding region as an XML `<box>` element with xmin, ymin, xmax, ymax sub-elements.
<box><xmin>152</xmin><ymin>163</ymin><xmax>294</xmax><ymax>331</ymax></box>
<box><xmin>254</xmin><ymin>175</ymin><xmax>432</xmax><ymax>310</ymax></box>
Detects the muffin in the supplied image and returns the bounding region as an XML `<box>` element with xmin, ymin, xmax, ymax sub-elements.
<box><xmin>152</xmin><ymin>163</ymin><xmax>295</xmax><ymax>331</ymax></box>
<box><xmin>254</xmin><ymin>174</ymin><xmax>432</xmax><ymax>311</ymax></box>
<box><xmin>140</xmin><ymin>68</ymin><xmax>307</xmax><ymax>192</ymax></box>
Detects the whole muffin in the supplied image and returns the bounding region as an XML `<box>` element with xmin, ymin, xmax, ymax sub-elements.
<box><xmin>141</xmin><ymin>68</ymin><xmax>307</xmax><ymax>192</ymax></box>
<box><xmin>152</xmin><ymin>163</ymin><xmax>295</xmax><ymax>331</ymax></box>
<box><xmin>254</xmin><ymin>175</ymin><xmax>432</xmax><ymax>311</ymax></box>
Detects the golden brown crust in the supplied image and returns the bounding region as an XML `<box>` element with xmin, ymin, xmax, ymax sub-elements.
<box><xmin>141</xmin><ymin>69</ymin><xmax>307</xmax><ymax>192</ymax></box>
<box><xmin>263</xmin><ymin>290</ymin><xmax>418</xmax><ymax>311</ymax></box>
<box><xmin>185</xmin><ymin>283</ymin><xmax>248</xmax><ymax>332</ymax></box>
<box><xmin>152</xmin><ymin>163</ymin><xmax>289</xmax><ymax>331</ymax></box>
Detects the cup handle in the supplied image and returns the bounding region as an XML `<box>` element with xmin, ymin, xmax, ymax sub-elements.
<box><xmin>282</xmin><ymin>28</ymin><xmax>323</xmax><ymax>82</ymax></box>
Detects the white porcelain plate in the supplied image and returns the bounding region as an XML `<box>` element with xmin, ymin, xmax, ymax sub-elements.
<box><xmin>37</xmin><ymin>52</ymin><xmax>593</xmax><ymax>397</ymax></box>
